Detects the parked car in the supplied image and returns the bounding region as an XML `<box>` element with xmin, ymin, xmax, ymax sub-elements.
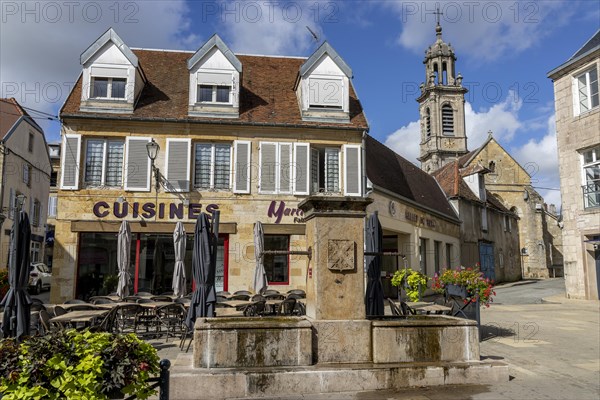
<box><xmin>29</xmin><ymin>263</ymin><xmax>52</xmax><ymax>294</ymax></box>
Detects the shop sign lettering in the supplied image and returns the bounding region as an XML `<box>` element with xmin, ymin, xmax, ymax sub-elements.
<box><xmin>92</xmin><ymin>201</ymin><xmax>219</xmax><ymax>220</ymax></box>
<box><xmin>404</xmin><ymin>210</ymin><xmax>436</xmax><ymax>228</ymax></box>
<box><xmin>267</xmin><ymin>201</ymin><xmax>305</xmax><ymax>224</ymax></box>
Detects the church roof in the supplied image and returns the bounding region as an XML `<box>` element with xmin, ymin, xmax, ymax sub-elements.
<box><xmin>365</xmin><ymin>135</ymin><xmax>460</xmax><ymax>222</ymax></box>
<box><xmin>424</xmin><ymin>23</ymin><xmax>456</xmax><ymax>61</ymax></box>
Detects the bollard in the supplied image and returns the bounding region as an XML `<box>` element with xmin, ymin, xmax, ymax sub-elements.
<box><xmin>159</xmin><ymin>359</ymin><xmax>171</xmax><ymax>400</ymax></box>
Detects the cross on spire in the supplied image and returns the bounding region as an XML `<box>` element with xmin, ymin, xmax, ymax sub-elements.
<box><xmin>433</xmin><ymin>6</ymin><xmax>443</xmax><ymax>26</ymax></box>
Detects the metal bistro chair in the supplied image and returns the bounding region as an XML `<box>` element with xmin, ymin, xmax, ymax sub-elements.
<box><xmin>287</xmin><ymin>294</ymin><xmax>305</xmax><ymax>315</ymax></box>
<box><xmin>150</xmin><ymin>296</ymin><xmax>173</xmax><ymax>302</ymax></box>
<box><xmin>156</xmin><ymin>303</ymin><xmax>186</xmax><ymax>342</ymax></box>
<box><xmin>115</xmin><ymin>304</ymin><xmax>143</xmax><ymax>334</ymax></box>
<box><xmin>38</xmin><ymin>309</ymin><xmax>61</xmax><ymax>334</ymax></box>
<box><xmin>92</xmin><ymin>298</ymin><xmax>115</xmax><ymax>305</ymax></box>
<box><xmin>216</xmin><ymin>291</ymin><xmax>230</xmax><ymax>297</ymax></box>
<box><xmin>263</xmin><ymin>289</ymin><xmax>280</xmax><ymax>296</ymax></box>
<box><xmin>243</xmin><ymin>300</ymin><xmax>266</xmax><ymax>317</ymax></box>
<box><xmin>90</xmin><ymin>306</ymin><xmax>119</xmax><ymax>333</ymax></box>
<box><xmin>265</xmin><ymin>293</ymin><xmax>285</xmax><ymax>300</ymax></box>
<box><xmin>277</xmin><ymin>297</ymin><xmax>296</xmax><ymax>316</ymax></box>
<box><xmin>230</xmin><ymin>294</ymin><xmax>251</xmax><ymax>301</ymax></box>
<box><xmin>233</xmin><ymin>290</ymin><xmax>253</xmax><ymax>296</ymax></box>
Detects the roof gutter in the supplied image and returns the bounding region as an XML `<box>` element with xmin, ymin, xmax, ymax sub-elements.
<box><xmin>60</xmin><ymin>113</ymin><xmax>368</xmax><ymax>132</ymax></box>
<box><xmin>370</xmin><ymin>183</ymin><xmax>462</xmax><ymax>225</ymax></box>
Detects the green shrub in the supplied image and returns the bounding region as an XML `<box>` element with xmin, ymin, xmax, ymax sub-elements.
<box><xmin>0</xmin><ymin>329</ymin><xmax>160</xmax><ymax>399</ymax></box>
<box><xmin>391</xmin><ymin>268</ymin><xmax>428</xmax><ymax>302</ymax></box>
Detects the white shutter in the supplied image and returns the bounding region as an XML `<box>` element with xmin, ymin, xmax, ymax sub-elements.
<box><xmin>309</xmin><ymin>77</ymin><xmax>343</xmax><ymax>107</ymax></box>
<box><xmin>124</xmin><ymin>137</ymin><xmax>151</xmax><ymax>191</ymax></box>
<box><xmin>259</xmin><ymin>142</ymin><xmax>277</xmax><ymax>194</ymax></box>
<box><xmin>279</xmin><ymin>143</ymin><xmax>292</xmax><ymax>194</ymax></box>
<box><xmin>294</xmin><ymin>143</ymin><xmax>310</xmax><ymax>195</ymax></box>
<box><xmin>91</xmin><ymin>66</ymin><xmax>128</xmax><ymax>78</ymax></box>
<box><xmin>197</xmin><ymin>71</ymin><xmax>232</xmax><ymax>86</ymax></box>
<box><xmin>343</xmin><ymin>144</ymin><xmax>362</xmax><ymax>196</ymax></box>
<box><xmin>165</xmin><ymin>138</ymin><xmax>191</xmax><ymax>192</ymax></box>
<box><xmin>233</xmin><ymin>140</ymin><xmax>251</xmax><ymax>194</ymax></box>
<box><xmin>60</xmin><ymin>133</ymin><xmax>81</xmax><ymax>190</ymax></box>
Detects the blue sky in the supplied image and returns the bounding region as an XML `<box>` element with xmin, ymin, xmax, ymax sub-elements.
<box><xmin>1</xmin><ymin>0</ymin><xmax>599</xmax><ymax>207</ymax></box>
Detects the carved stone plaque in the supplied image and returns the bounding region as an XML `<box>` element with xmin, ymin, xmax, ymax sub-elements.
<box><xmin>327</xmin><ymin>240</ymin><xmax>355</xmax><ymax>271</ymax></box>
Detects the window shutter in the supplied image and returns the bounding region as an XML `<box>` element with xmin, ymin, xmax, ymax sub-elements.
<box><xmin>259</xmin><ymin>142</ymin><xmax>277</xmax><ymax>194</ymax></box>
<box><xmin>343</xmin><ymin>144</ymin><xmax>362</xmax><ymax>196</ymax></box>
<box><xmin>165</xmin><ymin>138</ymin><xmax>191</xmax><ymax>192</ymax></box>
<box><xmin>8</xmin><ymin>188</ymin><xmax>14</xmax><ymax>219</ymax></box>
<box><xmin>279</xmin><ymin>143</ymin><xmax>292</xmax><ymax>194</ymax></box>
<box><xmin>233</xmin><ymin>140</ymin><xmax>251</xmax><ymax>194</ymax></box>
<box><xmin>29</xmin><ymin>197</ymin><xmax>33</xmax><ymax>222</ymax></box>
<box><xmin>61</xmin><ymin>134</ymin><xmax>81</xmax><ymax>190</ymax></box>
<box><xmin>124</xmin><ymin>137</ymin><xmax>151</xmax><ymax>191</ymax></box>
<box><xmin>197</xmin><ymin>71</ymin><xmax>232</xmax><ymax>86</ymax></box>
<box><xmin>310</xmin><ymin>148</ymin><xmax>319</xmax><ymax>194</ymax></box>
<box><xmin>294</xmin><ymin>143</ymin><xmax>310</xmax><ymax>195</ymax></box>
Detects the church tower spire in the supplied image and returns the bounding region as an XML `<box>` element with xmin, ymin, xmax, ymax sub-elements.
<box><xmin>417</xmin><ymin>12</ymin><xmax>468</xmax><ymax>173</ymax></box>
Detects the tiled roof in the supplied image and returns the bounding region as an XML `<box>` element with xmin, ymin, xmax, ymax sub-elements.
<box><xmin>0</xmin><ymin>97</ymin><xmax>31</xmax><ymax>139</ymax></box>
<box><xmin>61</xmin><ymin>50</ymin><xmax>368</xmax><ymax>130</ymax></box>
<box><xmin>365</xmin><ymin>135</ymin><xmax>459</xmax><ymax>221</ymax></box>
<box><xmin>432</xmin><ymin>153</ymin><xmax>511</xmax><ymax>213</ymax></box>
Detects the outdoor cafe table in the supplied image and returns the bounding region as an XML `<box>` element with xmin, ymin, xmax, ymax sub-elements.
<box><xmin>219</xmin><ymin>300</ymin><xmax>252</xmax><ymax>309</ymax></box>
<box><xmin>49</xmin><ymin>309</ymin><xmax>109</xmax><ymax>327</ymax></box>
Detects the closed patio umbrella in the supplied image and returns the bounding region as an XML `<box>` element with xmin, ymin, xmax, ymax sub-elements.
<box><xmin>116</xmin><ymin>220</ymin><xmax>131</xmax><ymax>299</ymax></box>
<box><xmin>185</xmin><ymin>212</ymin><xmax>217</xmax><ymax>330</ymax></box>
<box><xmin>253</xmin><ymin>221</ymin><xmax>268</xmax><ymax>294</ymax></box>
<box><xmin>172</xmin><ymin>222</ymin><xmax>187</xmax><ymax>298</ymax></box>
<box><xmin>1</xmin><ymin>210</ymin><xmax>32</xmax><ymax>340</ymax></box>
<box><xmin>365</xmin><ymin>212</ymin><xmax>385</xmax><ymax>316</ymax></box>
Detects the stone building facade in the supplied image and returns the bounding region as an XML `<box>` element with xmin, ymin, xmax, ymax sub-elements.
<box><xmin>548</xmin><ymin>30</ymin><xmax>600</xmax><ymax>299</ymax></box>
<box><xmin>464</xmin><ymin>135</ymin><xmax>563</xmax><ymax>278</ymax></box>
<box><xmin>51</xmin><ymin>29</ymin><xmax>371</xmax><ymax>302</ymax></box>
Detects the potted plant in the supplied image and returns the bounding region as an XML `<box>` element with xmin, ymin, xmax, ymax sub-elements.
<box><xmin>430</xmin><ymin>266</ymin><xmax>496</xmax><ymax>307</ymax></box>
<box><xmin>391</xmin><ymin>268</ymin><xmax>428</xmax><ymax>302</ymax></box>
<box><xmin>0</xmin><ymin>329</ymin><xmax>160</xmax><ymax>399</ymax></box>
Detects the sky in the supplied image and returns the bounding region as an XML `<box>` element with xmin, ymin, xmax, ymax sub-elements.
<box><xmin>1</xmin><ymin>0</ymin><xmax>599</xmax><ymax>209</ymax></box>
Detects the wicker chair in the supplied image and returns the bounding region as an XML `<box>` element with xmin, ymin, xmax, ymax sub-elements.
<box><xmin>156</xmin><ymin>303</ymin><xmax>186</xmax><ymax>342</ymax></box>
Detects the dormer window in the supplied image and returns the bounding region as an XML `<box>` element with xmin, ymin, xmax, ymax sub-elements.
<box><xmin>197</xmin><ymin>84</ymin><xmax>231</xmax><ymax>104</ymax></box>
<box><xmin>91</xmin><ymin>77</ymin><xmax>126</xmax><ymax>99</ymax></box>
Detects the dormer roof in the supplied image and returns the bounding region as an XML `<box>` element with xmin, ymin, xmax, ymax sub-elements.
<box><xmin>80</xmin><ymin>27</ymin><xmax>138</xmax><ymax>67</ymax></box>
<box><xmin>187</xmin><ymin>34</ymin><xmax>242</xmax><ymax>72</ymax></box>
<box><xmin>299</xmin><ymin>41</ymin><xmax>352</xmax><ymax>78</ymax></box>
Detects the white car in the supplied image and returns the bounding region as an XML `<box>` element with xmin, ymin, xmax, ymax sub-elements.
<box><xmin>29</xmin><ymin>263</ymin><xmax>52</xmax><ymax>294</ymax></box>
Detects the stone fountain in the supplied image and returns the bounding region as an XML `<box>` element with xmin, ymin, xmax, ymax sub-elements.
<box><xmin>170</xmin><ymin>197</ymin><xmax>508</xmax><ymax>399</ymax></box>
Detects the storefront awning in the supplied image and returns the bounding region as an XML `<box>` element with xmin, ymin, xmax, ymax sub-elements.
<box><xmin>71</xmin><ymin>220</ymin><xmax>237</xmax><ymax>234</ymax></box>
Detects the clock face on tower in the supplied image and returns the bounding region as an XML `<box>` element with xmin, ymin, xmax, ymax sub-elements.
<box><xmin>445</xmin><ymin>139</ymin><xmax>454</xmax><ymax>148</ymax></box>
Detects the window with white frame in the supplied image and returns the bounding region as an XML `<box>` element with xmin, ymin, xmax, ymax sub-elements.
<box><xmin>84</xmin><ymin>139</ymin><xmax>124</xmax><ymax>187</ymax></box>
<box><xmin>32</xmin><ymin>199</ymin><xmax>41</xmax><ymax>227</ymax></box>
<box><xmin>194</xmin><ymin>143</ymin><xmax>231</xmax><ymax>190</ymax></box>
<box><xmin>197</xmin><ymin>85</ymin><xmax>231</xmax><ymax>103</ymax></box>
<box><xmin>310</xmin><ymin>147</ymin><xmax>340</xmax><ymax>194</ymax></box>
<box><xmin>30</xmin><ymin>241</ymin><xmax>41</xmax><ymax>263</ymax></box>
<box><xmin>48</xmin><ymin>196</ymin><xmax>58</xmax><ymax>218</ymax></box>
<box><xmin>575</xmin><ymin>67</ymin><xmax>599</xmax><ymax>115</ymax></box>
<box><xmin>91</xmin><ymin>77</ymin><xmax>126</xmax><ymax>99</ymax></box>
<box><xmin>582</xmin><ymin>146</ymin><xmax>600</xmax><ymax>208</ymax></box>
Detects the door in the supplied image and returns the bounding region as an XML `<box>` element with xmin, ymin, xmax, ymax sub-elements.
<box><xmin>479</xmin><ymin>242</ymin><xmax>495</xmax><ymax>281</ymax></box>
<box><xmin>381</xmin><ymin>236</ymin><xmax>399</xmax><ymax>299</ymax></box>
<box><xmin>215</xmin><ymin>235</ymin><xmax>229</xmax><ymax>292</ymax></box>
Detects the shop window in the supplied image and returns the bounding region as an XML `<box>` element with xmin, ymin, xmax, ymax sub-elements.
<box><xmin>194</xmin><ymin>143</ymin><xmax>231</xmax><ymax>190</ymax></box>
<box><xmin>84</xmin><ymin>139</ymin><xmax>124</xmax><ymax>187</ymax></box>
<box><xmin>264</xmin><ymin>235</ymin><xmax>289</xmax><ymax>284</ymax></box>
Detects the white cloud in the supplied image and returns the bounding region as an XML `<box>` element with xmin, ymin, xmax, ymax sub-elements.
<box><xmin>512</xmin><ymin>115</ymin><xmax>561</xmax><ymax>207</ymax></box>
<box><xmin>384</xmin><ymin>91</ymin><xmax>523</xmax><ymax>164</ymax></box>
<box><xmin>0</xmin><ymin>0</ymin><xmax>198</xmax><ymax>141</ymax></box>
<box><xmin>217</xmin><ymin>1</ymin><xmax>322</xmax><ymax>56</ymax></box>
<box><xmin>385</xmin><ymin>0</ymin><xmax>571</xmax><ymax>63</ymax></box>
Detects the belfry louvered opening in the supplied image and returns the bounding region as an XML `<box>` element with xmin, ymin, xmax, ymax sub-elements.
<box><xmin>442</xmin><ymin>104</ymin><xmax>454</xmax><ymax>135</ymax></box>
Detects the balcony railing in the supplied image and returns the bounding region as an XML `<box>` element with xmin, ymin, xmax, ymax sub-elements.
<box><xmin>583</xmin><ymin>182</ymin><xmax>600</xmax><ymax>209</ymax></box>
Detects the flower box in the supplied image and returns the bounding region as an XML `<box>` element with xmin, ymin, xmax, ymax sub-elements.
<box><xmin>445</xmin><ymin>284</ymin><xmax>468</xmax><ymax>298</ymax></box>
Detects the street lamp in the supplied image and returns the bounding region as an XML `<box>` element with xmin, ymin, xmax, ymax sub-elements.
<box><xmin>146</xmin><ymin>139</ymin><xmax>160</xmax><ymax>192</ymax></box>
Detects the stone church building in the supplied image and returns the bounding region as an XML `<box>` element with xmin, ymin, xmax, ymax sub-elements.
<box><xmin>415</xmin><ymin>21</ymin><xmax>562</xmax><ymax>281</ymax></box>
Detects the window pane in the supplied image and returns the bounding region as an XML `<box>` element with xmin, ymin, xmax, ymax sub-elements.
<box><xmin>105</xmin><ymin>141</ymin><xmax>124</xmax><ymax>186</ymax></box>
<box><xmin>194</xmin><ymin>144</ymin><xmax>212</xmax><ymax>188</ymax></box>
<box><xmin>111</xmin><ymin>78</ymin><xmax>126</xmax><ymax>99</ymax></box>
<box><xmin>590</xmin><ymin>68</ymin><xmax>599</xmax><ymax>108</ymax></box>
<box><xmin>216</xmin><ymin>86</ymin><xmax>230</xmax><ymax>103</ymax></box>
<box><xmin>583</xmin><ymin>149</ymin><xmax>594</xmax><ymax>164</ymax></box>
<box><xmin>92</xmin><ymin>78</ymin><xmax>108</xmax><ymax>98</ymax></box>
<box><xmin>264</xmin><ymin>235</ymin><xmax>289</xmax><ymax>283</ymax></box>
<box><xmin>85</xmin><ymin>140</ymin><xmax>104</xmax><ymax>185</ymax></box>
<box><xmin>198</xmin><ymin>85</ymin><xmax>213</xmax><ymax>102</ymax></box>
<box><xmin>578</xmin><ymin>75</ymin><xmax>589</xmax><ymax>112</ymax></box>
<box><xmin>324</xmin><ymin>148</ymin><xmax>339</xmax><ymax>192</ymax></box>
<box><xmin>585</xmin><ymin>166</ymin><xmax>600</xmax><ymax>183</ymax></box>
<box><xmin>214</xmin><ymin>145</ymin><xmax>231</xmax><ymax>189</ymax></box>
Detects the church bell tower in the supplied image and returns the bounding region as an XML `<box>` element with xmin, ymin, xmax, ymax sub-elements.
<box><xmin>418</xmin><ymin>15</ymin><xmax>468</xmax><ymax>173</ymax></box>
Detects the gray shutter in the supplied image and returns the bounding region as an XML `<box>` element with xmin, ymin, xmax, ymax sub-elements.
<box><xmin>311</xmin><ymin>148</ymin><xmax>319</xmax><ymax>194</ymax></box>
<box><xmin>279</xmin><ymin>143</ymin><xmax>292</xmax><ymax>194</ymax></box>
<box><xmin>124</xmin><ymin>137</ymin><xmax>150</xmax><ymax>191</ymax></box>
<box><xmin>233</xmin><ymin>141</ymin><xmax>251</xmax><ymax>194</ymax></box>
<box><xmin>61</xmin><ymin>134</ymin><xmax>81</xmax><ymax>190</ymax></box>
<box><xmin>343</xmin><ymin>144</ymin><xmax>362</xmax><ymax>196</ymax></box>
<box><xmin>260</xmin><ymin>142</ymin><xmax>277</xmax><ymax>193</ymax></box>
<box><xmin>166</xmin><ymin>139</ymin><xmax>190</xmax><ymax>192</ymax></box>
<box><xmin>294</xmin><ymin>143</ymin><xmax>310</xmax><ymax>195</ymax></box>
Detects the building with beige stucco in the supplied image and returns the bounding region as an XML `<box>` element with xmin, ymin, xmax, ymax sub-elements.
<box><xmin>548</xmin><ymin>30</ymin><xmax>600</xmax><ymax>299</ymax></box>
<box><xmin>0</xmin><ymin>98</ymin><xmax>52</xmax><ymax>269</ymax></box>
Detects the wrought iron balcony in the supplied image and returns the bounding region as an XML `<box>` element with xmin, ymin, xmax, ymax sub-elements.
<box><xmin>583</xmin><ymin>182</ymin><xmax>600</xmax><ymax>209</ymax></box>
